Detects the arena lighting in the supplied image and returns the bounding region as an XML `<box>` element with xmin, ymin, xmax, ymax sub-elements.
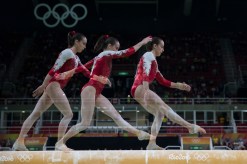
<box><xmin>118</xmin><ymin>71</ymin><xmax>129</xmax><ymax>76</ymax></box>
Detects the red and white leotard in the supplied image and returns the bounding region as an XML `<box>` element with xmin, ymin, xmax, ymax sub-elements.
<box><xmin>131</xmin><ymin>52</ymin><xmax>171</xmax><ymax>97</ymax></box>
<box><xmin>48</xmin><ymin>48</ymin><xmax>90</xmax><ymax>88</ymax></box>
<box><xmin>77</xmin><ymin>47</ymin><xmax>135</xmax><ymax>97</ymax></box>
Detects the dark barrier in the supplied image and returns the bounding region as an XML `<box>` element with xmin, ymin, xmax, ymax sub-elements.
<box><xmin>47</xmin><ymin>136</ymin><xmax>180</xmax><ymax>150</ymax></box>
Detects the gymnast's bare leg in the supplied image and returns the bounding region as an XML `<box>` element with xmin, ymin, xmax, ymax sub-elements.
<box><xmin>13</xmin><ymin>82</ymin><xmax>73</xmax><ymax>151</ymax></box>
<box><xmin>134</xmin><ymin>85</ymin><xmax>206</xmax><ymax>150</ymax></box>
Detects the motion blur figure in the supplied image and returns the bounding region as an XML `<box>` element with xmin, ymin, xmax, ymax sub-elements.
<box><xmin>55</xmin><ymin>35</ymin><xmax>152</xmax><ymax>150</ymax></box>
<box><xmin>131</xmin><ymin>37</ymin><xmax>206</xmax><ymax>150</ymax></box>
<box><xmin>12</xmin><ymin>31</ymin><xmax>106</xmax><ymax>151</ymax></box>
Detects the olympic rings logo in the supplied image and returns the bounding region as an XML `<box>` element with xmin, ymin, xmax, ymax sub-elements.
<box><xmin>34</xmin><ymin>3</ymin><xmax>88</xmax><ymax>28</ymax></box>
<box><xmin>17</xmin><ymin>153</ymin><xmax>33</xmax><ymax>162</ymax></box>
<box><xmin>193</xmin><ymin>153</ymin><xmax>209</xmax><ymax>161</ymax></box>
<box><xmin>192</xmin><ymin>138</ymin><xmax>200</xmax><ymax>143</ymax></box>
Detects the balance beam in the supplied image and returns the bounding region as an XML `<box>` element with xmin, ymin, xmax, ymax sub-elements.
<box><xmin>1</xmin><ymin>150</ymin><xmax>247</xmax><ymax>164</ymax></box>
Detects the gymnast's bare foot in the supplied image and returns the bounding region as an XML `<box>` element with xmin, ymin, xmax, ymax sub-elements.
<box><xmin>137</xmin><ymin>130</ymin><xmax>150</xmax><ymax>140</ymax></box>
<box><xmin>188</xmin><ymin>124</ymin><xmax>206</xmax><ymax>134</ymax></box>
<box><xmin>146</xmin><ymin>143</ymin><xmax>164</xmax><ymax>150</ymax></box>
<box><xmin>55</xmin><ymin>142</ymin><xmax>73</xmax><ymax>152</ymax></box>
<box><xmin>12</xmin><ymin>141</ymin><xmax>29</xmax><ymax>151</ymax></box>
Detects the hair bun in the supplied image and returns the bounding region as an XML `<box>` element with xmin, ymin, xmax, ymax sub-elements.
<box><xmin>70</xmin><ymin>31</ymin><xmax>76</xmax><ymax>36</ymax></box>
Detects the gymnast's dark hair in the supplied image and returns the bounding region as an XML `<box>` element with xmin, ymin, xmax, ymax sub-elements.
<box><xmin>67</xmin><ymin>31</ymin><xmax>85</xmax><ymax>48</ymax></box>
<box><xmin>93</xmin><ymin>35</ymin><xmax>118</xmax><ymax>53</ymax></box>
<box><xmin>146</xmin><ymin>37</ymin><xmax>163</xmax><ymax>51</ymax></box>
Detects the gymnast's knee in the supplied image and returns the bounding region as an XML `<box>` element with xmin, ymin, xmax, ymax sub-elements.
<box><xmin>155</xmin><ymin>111</ymin><xmax>164</xmax><ymax>120</ymax></box>
<box><xmin>159</xmin><ymin>105</ymin><xmax>172</xmax><ymax>115</ymax></box>
<box><xmin>60</xmin><ymin>112</ymin><xmax>73</xmax><ymax>122</ymax></box>
<box><xmin>63</xmin><ymin>112</ymin><xmax>73</xmax><ymax>120</ymax></box>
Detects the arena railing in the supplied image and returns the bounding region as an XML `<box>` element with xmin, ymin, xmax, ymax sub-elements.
<box><xmin>2</xmin><ymin>125</ymin><xmax>233</xmax><ymax>135</ymax></box>
<box><xmin>213</xmin><ymin>146</ymin><xmax>232</xmax><ymax>150</ymax></box>
<box><xmin>0</xmin><ymin>147</ymin><xmax>11</xmax><ymax>151</ymax></box>
<box><xmin>1</xmin><ymin>98</ymin><xmax>247</xmax><ymax>105</ymax></box>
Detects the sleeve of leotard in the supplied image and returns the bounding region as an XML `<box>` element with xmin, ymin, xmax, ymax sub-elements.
<box><xmin>48</xmin><ymin>51</ymin><xmax>73</xmax><ymax>76</ymax></box>
<box><xmin>84</xmin><ymin>59</ymin><xmax>94</xmax><ymax>69</ymax></box>
<box><xmin>75</xmin><ymin>59</ymin><xmax>91</xmax><ymax>78</ymax></box>
<box><xmin>155</xmin><ymin>70</ymin><xmax>171</xmax><ymax>87</ymax></box>
<box><xmin>110</xmin><ymin>47</ymin><xmax>136</xmax><ymax>59</ymax></box>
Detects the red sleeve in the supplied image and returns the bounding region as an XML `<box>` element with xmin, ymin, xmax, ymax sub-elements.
<box><xmin>84</xmin><ymin>59</ymin><xmax>94</xmax><ymax>69</ymax></box>
<box><xmin>155</xmin><ymin>71</ymin><xmax>171</xmax><ymax>87</ymax></box>
<box><xmin>48</xmin><ymin>68</ymin><xmax>56</xmax><ymax>76</ymax></box>
<box><xmin>74</xmin><ymin>65</ymin><xmax>91</xmax><ymax>78</ymax></box>
<box><xmin>112</xmin><ymin>47</ymin><xmax>135</xmax><ymax>59</ymax></box>
<box><xmin>73</xmin><ymin>59</ymin><xmax>94</xmax><ymax>77</ymax></box>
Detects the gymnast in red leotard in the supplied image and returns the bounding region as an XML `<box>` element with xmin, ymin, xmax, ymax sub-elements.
<box><xmin>55</xmin><ymin>35</ymin><xmax>153</xmax><ymax>150</ymax></box>
<box><xmin>13</xmin><ymin>31</ymin><xmax>106</xmax><ymax>151</ymax></box>
<box><xmin>131</xmin><ymin>37</ymin><xmax>206</xmax><ymax>150</ymax></box>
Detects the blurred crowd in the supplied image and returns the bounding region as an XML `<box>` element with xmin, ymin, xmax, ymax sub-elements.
<box><xmin>1</xmin><ymin>31</ymin><xmax>247</xmax><ymax>99</ymax></box>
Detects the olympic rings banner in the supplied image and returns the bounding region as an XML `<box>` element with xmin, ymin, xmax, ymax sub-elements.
<box><xmin>34</xmin><ymin>3</ymin><xmax>88</xmax><ymax>28</ymax></box>
<box><xmin>181</xmin><ymin>137</ymin><xmax>213</xmax><ymax>150</ymax></box>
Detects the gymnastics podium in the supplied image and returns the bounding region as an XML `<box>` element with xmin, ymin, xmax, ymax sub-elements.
<box><xmin>25</xmin><ymin>137</ymin><xmax>48</xmax><ymax>151</ymax></box>
<box><xmin>181</xmin><ymin>137</ymin><xmax>213</xmax><ymax>150</ymax></box>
